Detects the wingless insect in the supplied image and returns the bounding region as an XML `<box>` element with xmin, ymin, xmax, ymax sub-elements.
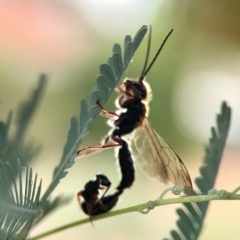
<box><xmin>77</xmin><ymin>138</ymin><xmax>134</xmax><ymax>217</ymax></box>
<box><xmin>77</xmin><ymin>26</ymin><xmax>193</xmax><ymax>216</ymax></box>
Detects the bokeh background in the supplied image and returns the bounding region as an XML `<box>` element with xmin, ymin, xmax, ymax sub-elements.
<box><xmin>1</xmin><ymin>0</ymin><xmax>240</xmax><ymax>239</ymax></box>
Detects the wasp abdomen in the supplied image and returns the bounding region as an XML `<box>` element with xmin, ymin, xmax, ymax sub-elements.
<box><xmin>117</xmin><ymin>139</ymin><xmax>135</xmax><ymax>192</ymax></box>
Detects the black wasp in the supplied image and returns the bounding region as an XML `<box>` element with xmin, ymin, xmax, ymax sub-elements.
<box><xmin>77</xmin><ymin>26</ymin><xmax>193</xmax><ymax>216</ymax></box>
<box><xmin>77</xmin><ymin>138</ymin><xmax>134</xmax><ymax>217</ymax></box>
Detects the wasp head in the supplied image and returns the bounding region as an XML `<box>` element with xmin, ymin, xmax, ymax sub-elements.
<box><xmin>123</xmin><ymin>79</ymin><xmax>147</xmax><ymax>100</ymax></box>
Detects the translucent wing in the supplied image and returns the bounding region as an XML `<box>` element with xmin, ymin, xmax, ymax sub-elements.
<box><xmin>132</xmin><ymin>118</ymin><xmax>192</xmax><ymax>193</ymax></box>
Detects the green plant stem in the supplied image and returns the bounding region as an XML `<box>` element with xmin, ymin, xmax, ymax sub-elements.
<box><xmin>28</xmin><ymin>187</ymin><xmax>240</xmax><ymax>240</ymax></box>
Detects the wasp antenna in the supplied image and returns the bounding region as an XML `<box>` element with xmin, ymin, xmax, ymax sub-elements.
<box><xmin>143</xmin><ymin>29</ymin><xmax>174</xmax><ymax>78</ymax></box>
<box><xmin>138</xmin><ymin>25</ymin><xmax>152</xmax><ymax>83</ymax></box>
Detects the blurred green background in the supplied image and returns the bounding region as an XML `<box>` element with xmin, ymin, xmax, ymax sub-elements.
<box><xmin>1</xmin><ymin>0</ymin><xmax>240</xmax><ymax>239</ymax></box>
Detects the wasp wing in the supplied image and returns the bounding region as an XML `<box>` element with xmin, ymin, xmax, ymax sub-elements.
<box><xmin>132</xmin><ymin>118</ymin><xmax>192</xmax><ymax>193</ymax></box>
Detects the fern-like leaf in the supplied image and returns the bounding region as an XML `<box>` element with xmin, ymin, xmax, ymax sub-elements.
<box><xmin>167</xmin><ymin>101</ymin><xmax>231</xmax><ymax>240</ymax></box>
<box><xmin>0</xmin><ymin>159</ymin><xmax>42</xmax><ymax>240</ymax></box>
<box><xmin>2</xmin><ymin>75</ymin><xmax>47</xmax><ymax>171</ymax></box>
<box><xmin>0</xmin><ymin>111</ymin><xmax>12</xmax><ymax>158</ymax></box>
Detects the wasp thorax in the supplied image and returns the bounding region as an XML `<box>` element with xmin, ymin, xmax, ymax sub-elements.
<box><xmin>124</xmin><ymin>79</ymin><xmax>147</xmax><ymax>100</ymax></box>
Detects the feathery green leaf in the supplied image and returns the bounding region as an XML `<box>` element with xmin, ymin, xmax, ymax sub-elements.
<box><xmin>167</xmin><ymin>101</ymin><xmax>231</xmax><ymax>240</ymax></box>
<box><xmin>0</xmin><ymin>159</ymin><xmax>41</xmax><ymax>239</ymax></box>
<box><xmin>2</xmin><ymin>75</ymin><xmax>47</xmax><ymax>172</ymax></box>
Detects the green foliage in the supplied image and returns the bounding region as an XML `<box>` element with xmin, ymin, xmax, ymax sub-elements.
<box><xmin>0</xmin><ymin>159</ymin><xmax>41</xmax><ymax>240</ymax></box>
<box><xmin>0</xmin><ymin>75</ymin><xmax>46</xmax><ymax>239</ymax></box>
<box><xmin>0</xmin><ymin>77</ymin><xmax>44</xmax><ymax>166</ymax></box>
<box><xmin>0</xmin><ymin>111</ymin><xmax>11</xmax><ymax>157</ymax></box>
<box><xmin>0</xmin><ymin>26</ymin><xmax>148</xmax><ymax>239</ymax></box>
<box><xmin>167</xmin><ymin>102</ymin><xmax>231</xmax><ymax>240</ymax></box>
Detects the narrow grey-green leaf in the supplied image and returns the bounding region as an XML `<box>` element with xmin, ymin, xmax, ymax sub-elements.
<box><xmin>64</xmin><ymin>161</ymin><xmax>75</xmax><ymax>169</ymax></box>
<box><xmin>96</xmin><ymin>75</ymin><xmax>109</xmax><ymax>102</ymax></box>
<box><xmin>60</xmin><ymin>171</ymin><xmax>68</xmax><ymax>179</ymax></box>
<box><xmin>79</xmin><ymin>99</ymin><xmax>89</xmax><ymax>136</ymax></box>
<box><xmin>97</xmin><ymin>75</ymin><xmax>113</xmax><ymax>94</ymax></box>
<box><xmin>89</xmin><ymin>104</ymin><xmax>100</xmax><ymax>120</ymax></box>
<box><xmin>99</xmin><ymin>64</ymin><xmax>116</xmax><ymax>87</ymax></box>
<box><xmin>113</xmin><ymin>43</ymin><xmax>122</xmax><ymax>55</ymax></box>
<box><xmin>171</xmin><ymin>231</ymin><xmax>182</xmax><ymax>240</ymax></box>
<box><xmin>132</xmin><ymin>25</ymin><xmax>148</xmax><ymax>52</ymax></box>
<box><xmin>124</xmin><ymin>35</ymin><xmax>132</xmax><ymax>54</ymax></box>
<box><xmin>124</xmin><ymin>42</ymin><xmax>134</xmax><ymax>69</ymax></box>
<box><xmin>113</xmin><ymin>53</ymin><xmax>123</xmax><ymax>81</ymax></box>
<box><xmin>61</xmin><ymin>117</ymin><xmax>78</xmax><ymax>159</ymax></box>
<box><xmin>176</xmin><ymin>209</ymin><xmax>197</xmax><ymax>236</ymax></box>
<box><xmin>107</xmin><ymin>57</ymin><xmax>116</xmax><ymax>78</ymax></box>
<box><xmin>85</xmin><ymin>119</ymin><xmax>94</xmax><ymax>131</ymax></box>
<box><xmin>89</xmin><ymin>89</ymin><xmax>104</xmax><ymax>106</ymax></box>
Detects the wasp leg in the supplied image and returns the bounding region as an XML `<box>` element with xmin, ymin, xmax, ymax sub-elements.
<box><xmin>115</xmin><ymin>86</ymin><xmax>133</xmax><ymax>97</ymax></box>
<box><xmin>96</xmin><ymin>100</ymin><xmax>120</xmax><ymax>118</ymax></box>
<box><xmin>77</xmin><ymin>136</ymin><xmax>122</xmax><ymax>156</ymax></box>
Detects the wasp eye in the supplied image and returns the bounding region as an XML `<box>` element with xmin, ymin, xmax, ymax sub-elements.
<box><xmin>132</xmin><ymin>82</ymin><xmax>147</xmax><ymax>99</ymax></box>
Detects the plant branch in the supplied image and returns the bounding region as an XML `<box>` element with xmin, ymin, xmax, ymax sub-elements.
<box><xmin>28</xmin><ymin>186</ymin><xmax>240</xmax><ymax>240</ymax></box>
